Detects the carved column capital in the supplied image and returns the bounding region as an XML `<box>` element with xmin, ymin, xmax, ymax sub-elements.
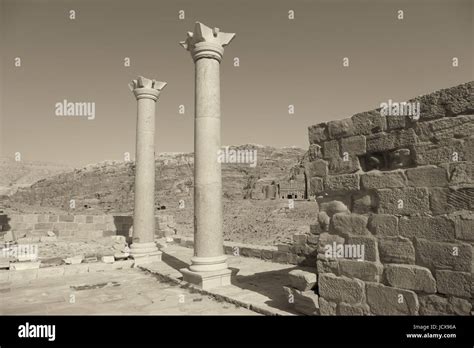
<box><xmin>129</xmin><ymin>76</ymin><xmax>167</xmax><ymax>101</ymax></box>
<box><xmin>180</xmin><ymin>22</ymin><xmax>235</xmax><ymax>63</ymax></box>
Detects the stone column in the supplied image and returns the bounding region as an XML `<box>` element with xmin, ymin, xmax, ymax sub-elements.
<box><xmin>129</xmin><ymin>76</ymin><xmax>167</xmax><ymax>264</ymax></box>
<box><xmin>179</xmin><ymin>22</ymin><xmax>235</xmax><ymax>289</ymax></box>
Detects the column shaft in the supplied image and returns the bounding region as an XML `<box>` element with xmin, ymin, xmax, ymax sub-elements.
<box><xmin>193</xmin><ymin>58</ymin><xmax>224</xmax><ymax>260</ymax></box>
<box><xmin>133</xmin><ymin>97</ymin><xmax>156</xmax><ymax>244</ymax></box>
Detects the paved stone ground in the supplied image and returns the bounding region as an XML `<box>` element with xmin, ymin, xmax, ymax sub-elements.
<box><xmin>1</xmin><ymin>244</ymin><xmax>305</xmax><ymax>315</ymax></box>
<box><xmin>0</xmin><ymin>268</ymin><xmax>257</xmax><ymax>315</ymax></box>
<box><xmin>142</xmin><ymin>244</ymin><xmax>303</xmax><ymax>315</ymax></box>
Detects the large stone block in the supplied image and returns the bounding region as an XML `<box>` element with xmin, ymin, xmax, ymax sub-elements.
<box><xmin>327</xmin><ymin>118</ymin><xmax>355</xmax><ymax>139</ymax></box>
<box><xmin>337</xmin><ymin>302</ymin><xmax>370</xmax><ymax>316</ymax></box>
<box><xmin>384</xmin><ymin>264</ymin><xmax>436</xmax><ymax>293</ymax></box>
<box><xmin>65</xmin><ymin>222</ymin><xmax>78</xmax><ymax>231</ymax></box>
<box><xmin>317</xmin><ymin>232</ymin><xmax>345</xmax><ymax>255</ymax></box>
<box><xmin>288</xmin><ymin>269</ymin><xmax>317</xmax><ymax>291</ymax></box>
<box><xmin>415</xmin><ymin>115</ymin><xmax>474</xmax><ymax>142</ymax></box>
<box><xmin>378</xmin><ymin>236</ymin><xmax>415</xmax><ymax>264</ymax></box>
<box><xmin>78</xmin><ymin>223</ymin><xmax>92</xmax><ymax>231</ymax></box>
<box><xmin>330</xmin><ymin>213</ymin><xmax>370</xmax><ymax>237</ymax></box>
<box><xmin>240</xmin><ymin>247</ymin><xmax>262</xmax><ymax>259</ymax></box>
<box><xmin>322</xmin><ymin>140</ymin><xmax>340</xmax><ymax>159</ymax></box>
<box><xmin>306</xmin><ymin>160</ymin><xmax>328</xmax><ymax>177</ymax></box>
<box><xmin>352</xmin><ymin>191</ymin><xmax>377</xmax><ymax>214</ymax></box>
<box><xmin>23</xmin><ymin>214</ymin><xmax>38</xmax><ymax>223</ymax></box>
<box><xmin>10</xmin><ymin>222</ymin><xmax>27</xmax><ymax>231</ymax></box>
<box><xmin>368</xmin><ymin>214</ymin><xmax>398</xmax><ymax>237</ymax></box>
<box><xmin>414</xmin><ymin>139</ymin><xmax>465</xmax><ymax>165</ymax></box>
<box><xmin>445</xmin><ymin>161</ymin><xmax>474</xmax><ymax>186</ymax></box>
<box><xmin>74</xmin><ymin>215</ymin><xmax>87</xmax><ymax>223</ymax></box>
<box><xmin>316</xmin><ymin>255</ymin><xmax>340</xmax><ymax>275</ymax></box>
<box><xmin>37</xmin><ymin>215</ymin><xmax>49</xmax><ymax>223</ymax></box>
<box><xmin>59</xmin><ymin>215</ymin><xmax>74</xmax><ymax>222</ymax></box>
<box><xmin>352</xmin><ymin>111</ymin><xmax>386</xmax><ymax>135</ymax></box>
<box><xmin>454</xmin><ymin>212</ymin><xmax>474</xmax><ymax>241</ymax></box>
<box><xmin>93</xmin><ymin>216</ymin><xmax>105</xmax><ymax>223</ymax></box>
<box><xmin>376</xmin><ymin>187</ymin><xmax>430</xmax><ymax>215</ymax></box>
<box><xmin>272</xmin><ymin>251</ymin><xmax>290</xmax><ymax>264</ymax></box>
<box><xmin>339</xmin><ymin>259</ymin><xmax>383</xmax><ymax>282</ymax></box>
<box><xmin>398</xmin><ymin>216</ymin><xmax>455</xmax><ymax>242</ymax></box>
<box><xmin>388</xmin><ymin>148</ymin><xmax>414</xmax><ymax>169</ymax></box>
<box><xmin>318</xmin><ymin>273</ymin><xmax>365</xmax><ymax>304</ymax></box>
<box><xmin>318</xmin><ymin>197</ymin><xmax>351</xmax><ymax>216</ymax></box>
<box><xmin>308</xmin><ymin>123</ymin><xmax>328</xmax><ymax>144</ymax></box>
<box><xmin>366</xmin><ymin>129</ymin><xmax>417</xmax><ymax>153</ymax></box>
<box><xmin>414</xmin><ymin>238</ymin><xmax>471</xmax><ymax>272</ymax></box>
<box><xmin>345</xmin><ymin>235</ymin><xmax>378</xmax><ymax>262</ymax></box>
<box><xmin>324</xmin><ymin>174</ymin><xmax>360</xmax><ymax>194</ymax></box>
<box><xmin>429</xmin><ymin>188</ymin><xmax>457</xmax><ymax>215</ymax></box>
<box><xmin>307</xmin><ymin>144</ymin><xmax>323</xmax><ymax>161</ymax></box>
<box><xmin>464</xmin><ymin>136</ymin><xmax>474</xmax><ymax>161</ymax></box>
<box><xmin>448</xmin><ymin>297</ymin><xmax>472</xmax><ymax>316</ymax></box>
<box><xmin>327</xmin><ymin>155</ymin><xmax>361</xmax><ymax>175</ymax></box>
<box><xmin>419</xmin><ymin>294</ymin><xmax>472</xmax><ymax>315</ymax></box>
<box><xmin>308</xmin><ymin>177</ymin><xmax>324</xmax><ymax>196</ymax></box>
<box><xmin>386</xmin><ymin>115</ymin><xmax>409</xmax><ymax>130</ymax></box>
<box><xmin>360</xmin><ymin>170</ymin><xmax>407</xmax><ymax>189</ymax></box>
<box><xmin>435</xmin><ymin>270</ymin><xmax>471</xmax><ymax>298</ymax></box>
<box><xmin>366</xmin><ymin>283</ymin><xmax>419</xmax><ymax>315</ymax></box>
<box><xmin>340</xmin><ymin>135</ymin><xmax>367</xmax><ymax>155</ymax></box>
<box><xmin>293</xmin><ymin>289</ymin><xmax>320</xmax><ymax>316</ymax></box>
<box><xmin>319</xmin><ymin>297</ymin><xmax>337</xmax><ymax>315</ymax></box>
<box><xmin>406</xmin><ymin>165</ymin><xmax>448</xmax><ymax>187</ymax></box>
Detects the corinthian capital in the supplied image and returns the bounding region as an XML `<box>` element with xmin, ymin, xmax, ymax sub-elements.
<box><xmin>180</xmin><ymin>22</ymin><xmax>236</xmax><ymax>62</ymax></box>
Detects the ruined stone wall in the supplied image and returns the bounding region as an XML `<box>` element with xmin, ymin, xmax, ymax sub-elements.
<box><xmin>0</xmin><ymin>213</ymin><xmax>176</xmax><ymax>242</ymax></box>
<box><xmin>289</xmin><ymin>82</ymin><xmax>473</xmax><ymax>315</ymax></box>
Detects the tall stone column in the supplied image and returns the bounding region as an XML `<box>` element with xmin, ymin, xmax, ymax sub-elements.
<box><xmin>129</xmin><ymin>76</ymin><xmax>167</xmax><ymax>264</ymax></box>
<box><xmin>179</xmin><ymin>22</ymin><xmax>235</xmax><ymax>289</ymax></box>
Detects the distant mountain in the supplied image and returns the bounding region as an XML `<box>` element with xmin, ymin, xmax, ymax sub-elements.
<box><xmin>3</xmin><ymin>145</ymin><xmax>306</xmax><ymax>213</ymax></box>
<box><xmin>0</xmin><ymin>157</ymin><xmax>74</xmax><ymax>196</ymax></box>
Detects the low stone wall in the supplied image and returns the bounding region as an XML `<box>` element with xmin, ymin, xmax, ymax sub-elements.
<box><xmin>0</xmin><ymin>213</ymin><xmax>176</xmax><ymax>241</ymax></box>
<box><xmin>0</xmin><ymin>259</ymin><xmax>134</xmax><ymax>284</ymax></box>
<box><xmin>287</xmin><ymin>82</ymin><xmax>473</xmax><ymax>315</ymax></box>
<box><xmin>172</xmin><ymin>235</ymin><xmax>309</xmax><ymax>265</ymax></box>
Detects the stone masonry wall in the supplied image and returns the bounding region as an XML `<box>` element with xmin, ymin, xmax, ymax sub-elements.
<box><xmin>287</xmin><ymin>82</ymin><xmax>473</xmax><ymax>315</ymax></box>
<box><xmin>0</xmin><ymin>213</ymin><xmax>176</xmax><ymax>242</ymax></box>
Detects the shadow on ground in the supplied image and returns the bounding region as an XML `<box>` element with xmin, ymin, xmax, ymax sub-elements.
<box><xmin>160</xmin><ymin>248</ymin><xmax>301</xmax><ymax>314</ymax></box>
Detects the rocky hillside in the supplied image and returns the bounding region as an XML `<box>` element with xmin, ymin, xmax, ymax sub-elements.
<box><xmin>0</xmin><ymin>158</ymin><xmax>74</xmax><ymax>197</ymax></box>
<box><xmin>3</xmin><ymin>145</ymin><xmax>306</xmax><ymax>213</ymax></box>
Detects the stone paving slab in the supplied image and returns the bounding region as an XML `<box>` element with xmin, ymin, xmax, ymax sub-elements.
<box><xmin>0</xmin><ymin>268</ymin><xmax>257</xmax><ymax>315</ymax></box>
<box><xmin>140</xmin><ymin>244</ymin><xmax>307</xmax><ymax>315</ymax></box>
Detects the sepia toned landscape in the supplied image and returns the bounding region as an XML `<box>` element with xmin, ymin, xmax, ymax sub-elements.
<box><xmin>0</xmin><ymin>4</ymin><xmax>473</xmax><ymax>347</ymax></box>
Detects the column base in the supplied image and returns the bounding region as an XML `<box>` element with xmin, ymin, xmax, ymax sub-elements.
<box><xmin>189</xmin><ymin>255</ymin><xmax>228</xmax><ymax>272</ymax></box>
<box><xmin>130</xmin><ymin>242</ymin><xmax>162</xmax><ymax>265</ymax></box>
<box><xmin>180</xmin><ymin>267</ymin><xmax>232</xmax><ymax>290</ymax></box>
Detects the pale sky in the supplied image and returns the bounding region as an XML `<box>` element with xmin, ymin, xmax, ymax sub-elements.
<box><xmin>1</xmin><ymin>0</ymin><xmax>472</xmax><ymax>165</ymax></box>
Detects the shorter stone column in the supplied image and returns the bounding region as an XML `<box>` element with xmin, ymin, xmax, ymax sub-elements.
<box><xmin>129</xmin><ymin>76</ymin><xmax>167</xmax><ymax>265</ymax></box>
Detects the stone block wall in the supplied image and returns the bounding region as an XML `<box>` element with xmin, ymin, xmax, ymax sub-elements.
<box><xmin>292</xmin><ymin>82</ymin><xmax>473</xmax><ymax>315</ymax></box>
<box><xmin>0</xmin><ymin>213</ymin><xmax>176</xmax><ymax>242</ymax></box>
